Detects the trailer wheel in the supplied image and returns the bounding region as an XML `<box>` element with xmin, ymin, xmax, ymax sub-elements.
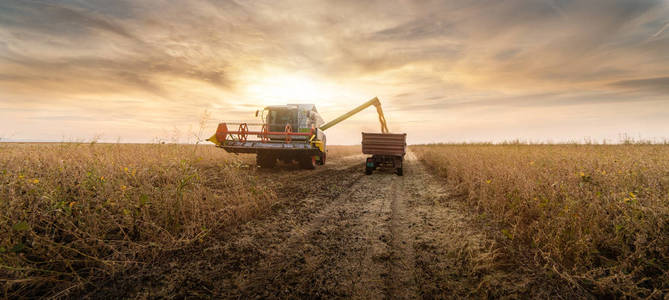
<box><xmin>299</xmin><ymin>155</ymin><xmax>316</xmax><ymax>170</ymax></box>
<box><xmin>257</xmin><ymin>153</ymin><xmax>276</xmax><ymax>168</ymax></box>
<box><xmin>396</xmin><ymin>167</ymin><xmax>403</xmax><ymax>176</ymax></box>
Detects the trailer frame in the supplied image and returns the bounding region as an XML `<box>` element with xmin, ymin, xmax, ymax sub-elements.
<box><xmin>361</xmin><ymin>132</ymin><xmax>406</xmax><ymax>176</ymax></box>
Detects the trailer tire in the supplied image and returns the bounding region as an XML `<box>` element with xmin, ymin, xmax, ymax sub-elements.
<box><xmin>257</xmin><ymin>153</ymin><xmax>276</xmax><ymax>168</ymax></box>
<box><xmin>299</xmin><ymin>155</ymin><xmax>316</xmax><ymax>170</ymax></box>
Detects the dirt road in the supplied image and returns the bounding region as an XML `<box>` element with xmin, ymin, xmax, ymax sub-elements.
<box><xmin>93</xmin><ymin>152</ymin><xmax>569</xmax><ymax>298</ymax></box>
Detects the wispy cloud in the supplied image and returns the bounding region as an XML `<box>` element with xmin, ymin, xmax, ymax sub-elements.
<box><xmin>610</xmin><ymin>76</ymin><xmax>669</xmax><ymax>93</ymax></box>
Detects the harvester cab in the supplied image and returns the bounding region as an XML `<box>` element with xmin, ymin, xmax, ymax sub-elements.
<box><xmin>260</xmin><ymin>104</ymin><xmax>324</xmax><ymax>141</ymax></box>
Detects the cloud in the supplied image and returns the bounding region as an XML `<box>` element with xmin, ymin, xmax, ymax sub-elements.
<box><xmin>0</xmin><ymin>0</ymin><xmax>668</xmax><ymax>143</ymax></box>
<box><xmin>372</xmin><ymin>17</ymin><xmax>456</xmax><ymax>41</ymax></box>
<box><xmin>0</xmin><ymin>0</ymin><xmax>137</xmax><ymax>40</ymax></box>
<box><xmin>0</xmin><ymin>0</ymin><xmax>237</xmax><ymax>102</ymax></box>
<box><xmin>610</xmin><ymin>76</ymin><xmax>669</xmax><ymax>93</ymax></box>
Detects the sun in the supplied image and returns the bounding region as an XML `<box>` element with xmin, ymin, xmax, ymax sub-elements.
<box><xmin>243</xmin><ymin>72</ymin><xmax>356</xmax><ymax>110</ymax></box>
<box><xmin>246</xmin><ymin>75</ymin><xmax>321</xmax><ymax>102</ymax></box>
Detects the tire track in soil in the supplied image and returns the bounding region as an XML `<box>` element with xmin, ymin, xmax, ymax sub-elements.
<box><xmin>387</xmin><ymin>170</ymin><xmax>418</xmax><ymax>299</ymax></box>
<box><xmin>237</xmin><ymin>155</ymin><xmax>423</xmax><ymax>299</ymax></box>
<box><xmin>195</xmin><ymin>162</ymin><xmax>368</xmax><ymax>298</ymax></box>
<box><xmin>239</xmin><ymin>174</ymin><xmax>389</xmax><ymax>298</ymax></box>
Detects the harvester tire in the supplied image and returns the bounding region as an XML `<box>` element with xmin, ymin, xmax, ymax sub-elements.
<box><xmin>257</xmin><ymin>153</ymin><xmax>276</xmax><ymax>168</ymax></box>
<box><xmin>396</xmin><ymin>167</ymin><xmax>403</xmax><ymax>176</ymax></box>
<box><xmin>317</xmin><ymin>152</ymin><xmax>326</xmax><ymax>165</ymax></box>
<box><xmin>299</xmin><ymin>156</ymin><xmax>316</xmax><ymax>170</ymax></box>
<box><xmin>365</xmin><ymin>167</ymin><xmax>373</xmax><ymax>175</ymax></box>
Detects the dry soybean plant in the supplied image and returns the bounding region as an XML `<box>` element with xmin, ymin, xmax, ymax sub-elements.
<box><xmin>412</xmin><ymin>144</ymin><xmax>669</xmax><ymax>297</ymax></box>
<box><xmin>0</xmin><ymin>143</ymin><xmax>275</xmax><ymax>298</ymax></box>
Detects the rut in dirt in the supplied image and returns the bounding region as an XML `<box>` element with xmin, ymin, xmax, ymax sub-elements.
<box><xmin>237</xmin><ymin>168</ymin><xmax>417</xmax><ymax>299</ymax></box>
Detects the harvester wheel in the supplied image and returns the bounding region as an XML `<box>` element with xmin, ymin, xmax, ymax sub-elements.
<box><xmin>257</xmin><ymin>153</ymin><xmax>276</xmax><ymax>168</ymax></box>
<box><xmin>299</xmin><ymin>155</ymin><xmax>316</xmax><ymax>170</ymax></box>
<box><xmin>317</xmin><ymin>152</ymin><xmax>326</xmax><ymax>165</ymax></box>
<box><xmin>396</xmin><ymin>167</ymin><xmax>403</xmax><ymax>176</ymax></box>
<box><xmin>365</xmin><ymin>167</ymin><xmax>373</xmax><ymax>175</ymax></box>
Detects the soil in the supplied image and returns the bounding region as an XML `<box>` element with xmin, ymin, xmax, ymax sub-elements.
<box><xmin>85</xmin><ymin>152</ymin><xmax>581</xmax><ymax>299</ymax></box>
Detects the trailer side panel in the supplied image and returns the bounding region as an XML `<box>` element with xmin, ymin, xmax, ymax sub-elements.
<box><xmin>361</xmin><ymin>133</ymin><xmax>407</xmax><ymax>156</ymax></box>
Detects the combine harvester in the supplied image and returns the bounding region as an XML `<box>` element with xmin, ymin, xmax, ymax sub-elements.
<box><xmin>207</xmin><ymin>97</ymin><xmax>406</xmax><ymax>175</ymax></box>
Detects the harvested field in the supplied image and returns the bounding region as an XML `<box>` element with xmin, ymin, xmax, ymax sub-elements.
<box><xmin>1</xmin><ymin>143</ymin><xmax>667</xmax><ymax>298</ymax></box>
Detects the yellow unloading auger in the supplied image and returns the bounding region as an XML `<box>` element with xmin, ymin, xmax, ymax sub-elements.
<box><xmin>208</xmin><ymin>97</ymin><xmax>394</xmax><ymax>170</ymax></box>
<box><xmin>319</xmin><ymin>97</ymin><xmax>389</xmax><ymax>133</ymax></box>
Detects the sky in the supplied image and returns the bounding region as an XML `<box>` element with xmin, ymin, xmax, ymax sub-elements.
<box><xmin>1</xmin><ymin>0</ymin><xmax>668</xmax><ymax>144</ymax></box>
